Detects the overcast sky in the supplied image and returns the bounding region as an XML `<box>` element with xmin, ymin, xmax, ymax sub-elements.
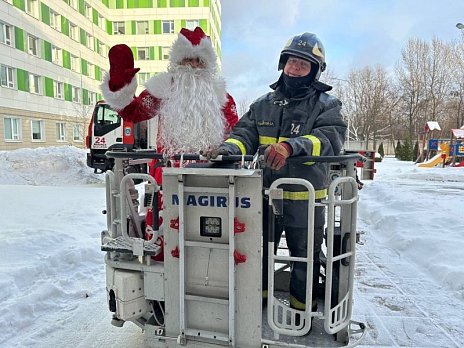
<box><xmin>220</xmin><ymin>0</ymin><xmax>464</xmax><ymax>105</ymax></box>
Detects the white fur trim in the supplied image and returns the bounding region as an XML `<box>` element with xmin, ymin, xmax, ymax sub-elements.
<box><xmin>213</xmin><ymin>78</ymin><xmax>228</xmax><ymax>106</ymax></box>
<box><xmin>169</xmin><ymin>34</ymin><xmax>217</xmax><ymax>69</ymax></box>
<box><xmin>144</xmin><ymin>73</ymin><xmax>172</xmax><ymax>99</ymax></box>
<box><xmin>100</xmin><ymin>73</ymin><xmax>138</xmax><ymax>111</ymax></box>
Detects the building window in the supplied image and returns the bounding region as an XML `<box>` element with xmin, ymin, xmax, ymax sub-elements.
<box><xmin>27</xmin><ymin>34</ymin><xmax>39</xmax><ymax>56</ymax></box>
<box><xmin>50</xmin><ymin>10</ymin><xmax>61</xmax><ymax>31</ymax></box>
<box><xmin>98</xmin><ymin>14</ymin><xmax>105</xmax><ymax>30</ymax></box>
<box><xmin>31</xmin><ymin>120</ymin><xmax>44</xmax><ymax>141</ymax></box>
<box><xmin>86</xmin><ymin>33</ymin><xmax>94</xmax><ymax>50</ymax></box>
<box><xmin>54</xmin><ymin>81</ymin><xmax>63</xmax><ymax>99</ymax></box>
<box><xmin>88</xmin><ymin>91</ymin><xmax>96</xmax><ymax>105</ymax></box>
<box><xmin>162</xmin><ymin>20</ymin><xmax>174</xmax><ymax>34</ymax></box>
<box><xmin>137</xmin><ymin>21</ymin><xmax>149</xmax><ymax>34</ymax></box>
<box><xmin>0</xmin><ymin>21</ymin><xmax>13</xmax><ymax>46</ymax></box>
<box><xmin>138</xmin><ymin>72</ymin><xmax>150</xmax><ymax>85</ymax></box>
<box><xmin>70</xmin><ymin>22</ymin><xmax>78</xmax><ymax>41</ymax></box>
<box><xmin>1</xmin><ymin>64</ymin><xmax>15</xmax><ymax>88</ymax></box>
<box><xmin>69</xmin><ymin>0</ymin><xmax>78</xmax><ymax>11</ymax></box>
<box><xmin>71</xmin><ymin>55</ymin><xmax>80</xmax><ymax>72</ymax></box>
<box><xmin>87</xmin><ymin>63</ymin><xmax>95</xmax><ymax>79</ymax></box>
<box><xmin>113</xmin><ymin>22</ymin><xmax>125</xmax><ymax>35</ymax></box>
<box><xmin>29</xmin><ymin>74</ymin><xmax>41</xmax><ymax>94</ymax></box>
<box><xmin>161</xmin><ymin>46</ymin><xmax>170</xmax><ymax>60</ymax></box>
<box><xmin>72</xmin><ymin>86</ymin><xmax>80</xmax><ymax>103</ymax></box>
<box><xmin>85</xmin><ymin>3</ymin><xmax>92</xmax><ymax>20</ymax></box>
<box><xmin>98</xmin><ymin>41</ymin><xmax>106</xmax><ymax>58</ymax></box>
<box><xmin>25</xmin><ymin>0</ymin><xmax>39</xmax><ymax>18</ymax></box>
<box><xmin>137</xmin><ymin>47</ymin><xmax>150</xmax><ymax>60</ymax></box>
<box><xmin>52</xmin><ymin>45</ymin><xmax>62</xmax><ymax>65</ymax></box>
<box><xmin>73</xmin><ymin>124</ymin><xmax>82</xmax><ymax>141</ymax></box>
<box><xmin>4</xmin><ymin>117</ymin><xmax>21</xmax><ymax>141</ymax></box>
<box><xmin>56</xmin><ymin>122</ymin><xmax>66</xmax><ymax>141</ymax></box>
<box><xmin>185</xmin><ymin>20</ymin><xmax>199</xmax><ymax>30</ymax></box>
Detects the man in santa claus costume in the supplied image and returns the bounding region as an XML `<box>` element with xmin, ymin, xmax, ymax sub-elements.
<box><xmin>101</xmin><ymin>26</ymin><xmax>238</xmax><ymax>156</ymax></box>
<box><xmin>101</xmin><ymin>27</ymin><xmax>238</xmax><ymax>266</ymax></box>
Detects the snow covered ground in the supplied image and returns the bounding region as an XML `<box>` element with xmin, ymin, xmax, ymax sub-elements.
<box><xmin>0</xmin><ymin>146</ymin><xmax>463</xmax><ymax>347</ymax></box>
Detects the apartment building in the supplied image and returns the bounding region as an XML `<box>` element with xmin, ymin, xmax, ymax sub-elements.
<box><xmin>0</xmin><ymin>0</ymin><xmax>221</xmax><ymax>150</ymax></box>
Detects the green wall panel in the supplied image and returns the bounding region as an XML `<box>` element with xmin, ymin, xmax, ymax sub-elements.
<box><xmin>14</xmin><ymin>27</ymin><xmax>25</xmax><ymax>51</ymax></box>
<box><xmin>62</xmin><ymin>50</ymin><xmax>71</xmax><ymax>69</ymax></box>
<box><xmin>82</xmin><ymin>89</ymin><xmax>89</xmax><ymax>105</ymax></box>
<box><xmin>80</xmin><ymin>28</ymin><xmax>86</xmax><ymax>45</ymax></box>
<box><xmin>157</xmin><ymin>0</ymin><xmax>167</xmax><ymax>8</ymax></box>
<box><xmin>131</xmin><ymin>21</ymin><xmax>136</xmax><ymax>35</ymax></box>
<box><xmin>16</xmin><ymin>69</ymin><xmax>28</xmax><ymax>92</ymax></box>
<box><xmin>95</xmin><ymin>66</ymin><xmax>101</xmax><ymax>81</ymax></box>
<box><xmin>44</xmin><ymin>77</ymin><xmax>54</xmax><ymax>97</ymax></box>
<box><xmin>61</xmin><ymin>17</ymin><xmax>69</xmax><ymax>36</ymax></box>
<box><xmin>43</xmin><ymin>41</ymin><xmax>52</xmax><ymax>62</ymax></box>
<box><xmin>81</xmin><ymin>59</ymin><xmax>88</xmax><ymax>76</ymax></box>
<box><xmin>170</xmin><ymin>0</ymin><xmax>185</xmax><ymax>7</ymax></box>
<box><xmin>149</xmin><ymin>47</ymin><xmax>155</xmax><ymax>60</ymax></box>
<box><xmin>93</xmin><ymin>9</ymin><xmax>98</xmax><ymax>25</ymax></box>
<box><xmin>154</xmin><ymin>20</ymin><xmax>161</xmax><ymax>34</ymax></box>
<box><xmin>102</xmin><ymin>0</ymin><xmax>109</xmax><ymax>7</ymax></box>
<box><xmin>78</xmin><ymin>0</ymin><xmax>85</xmax><ymax>15</ymax></box>
<box><xmin>106</xmin><ymin>20</ymin><xmax>112</xmax><ymax>34</ymax></box>
<box><xmin>116</xmin><ymin>0</ymin><xmax>124</xmax><ymax>8</ymax></box>
<box><xmin>188</xmin><ymin>0</ymin><xmax>199</xmax><ymax>6</ymax></box>
<box><xmin>64</xmin><ymin>83</ymin><xmax>72</xmax><ymax>101</ymax></box>
<box><xmin>13</xmin><ymin>0</ymin><xmax>25</xmax><ymax>11</ymax></box>
<box><xmin>41</xmin><ymin>3</ymin><xmax>50</xmax><ymax>25</ymax></box>
<box><xmin>199</xmin><ymin>19</ymin><xmax>208</xmax><ymax>32</ymax></box>
<box><xmin>139</xmin><ymin>0</ymin><xmax>153</xmax><ymax>7</ymax></box>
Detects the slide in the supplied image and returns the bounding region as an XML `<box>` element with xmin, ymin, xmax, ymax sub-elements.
<box><xmin>417</xmin><ymin>153</ymin><xmax>445</xmax><ymax>168</ymax></box>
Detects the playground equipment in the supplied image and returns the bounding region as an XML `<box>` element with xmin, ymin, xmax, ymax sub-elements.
<box><xmin>417</xmin><ymin>143</ymin><xmax>449</xmax><ymax>168</ymax></box>
<box><xmin>100</xmin><ymin>150</ymin><xmax>366</xmax><ymax>347</ymax></box>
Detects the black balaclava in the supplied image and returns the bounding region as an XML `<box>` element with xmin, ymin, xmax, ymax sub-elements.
<box><xmin>280</xmin><ymin>55</ymin><xmax>318</xmax><ymax>98</ymax></box>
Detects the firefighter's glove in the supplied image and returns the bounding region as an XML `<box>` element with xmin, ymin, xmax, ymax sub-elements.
<box><xmin>108</xmin><ymin>44</ymin><xmax>140</xmax><ymax>92</ymax></box>
<box><xmin>200</xmin><ymin>147</ymin><xmax>230</xmax><ymax>160</ymax></box>
<box><xmin>264</xmin><ymin>143</ymin><xmax>292</xmax><ymax>170</ymax></box>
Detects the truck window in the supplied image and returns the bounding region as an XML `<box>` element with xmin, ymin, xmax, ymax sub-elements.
<box><xmin>94</xmin><ymin>104</ymin><xmax>121</xmax><ymax>136</ymax></box>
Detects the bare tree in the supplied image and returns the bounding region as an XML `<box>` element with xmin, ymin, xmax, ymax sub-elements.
<box><xmin>342</xmin><ymin>66</ymin><xmax>393</xmax><ymax>150</ymax></box>
<box><xmin>395</xmin><ymin>38</ymin><xmax>429</xmax><ymax>141</ymax></box>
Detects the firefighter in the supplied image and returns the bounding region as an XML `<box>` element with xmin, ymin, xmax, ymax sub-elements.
<box><xmin>204</xmin><ymin>33</ymin><xmax>347</xmax><ymax>313</ymax></box>
<box><xmin>100</xmin><ymin>26</ymin><xmax>238</xmax><ymax>155</ymax></box>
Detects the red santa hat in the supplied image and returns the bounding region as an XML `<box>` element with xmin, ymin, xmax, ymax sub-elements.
<box><xmin>169</xmin><ymin>27</ymin><xmax>218</xmax><ymax>70</ymax></box>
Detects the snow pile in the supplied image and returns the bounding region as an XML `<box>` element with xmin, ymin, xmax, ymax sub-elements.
<box><xmin>0</xmin><ymin>146</ymin><xmax>104</xmax><ymax>186</ymax></box>
<box><xmin>358</xmin><ymin>158</ymin><xmax>464</xmax><ymax>297</ymax></box>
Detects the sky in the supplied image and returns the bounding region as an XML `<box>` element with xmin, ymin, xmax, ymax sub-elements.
<box><xmin>0</xmin><ymin>146</ymin><xmax>464</xmax><ymax>347</ymax></box>
<box><xmin>220</xmin><ymin>0</ymin><xmax>464</xmax><ymax>103</ymax></box>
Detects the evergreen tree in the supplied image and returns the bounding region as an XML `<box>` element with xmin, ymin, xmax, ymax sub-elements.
<box><xmin>395</xmin><ymin>141</ymin><xmax>402</xmax><ymax>158</ymax></box>
<box><xmin>398</xmin><ymin>138</ymin><xmax>414</xmax><ymax>161</ymax></box>
<box><xmin>378</xmin><ymin>142</ymin><xmax>385</xmax><ymax>158</ymax></box>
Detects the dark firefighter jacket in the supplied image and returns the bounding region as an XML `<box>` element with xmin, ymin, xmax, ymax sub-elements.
<box><xmin>220</xmin><ymin>80</ymin><xmax>347</xmax><ymax>228</ymax></box>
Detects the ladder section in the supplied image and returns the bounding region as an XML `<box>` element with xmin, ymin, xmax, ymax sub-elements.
<box><xmin>177</xmin><ymin>175</ymin><xmax>238</xmax><ymax>347</ymax></box>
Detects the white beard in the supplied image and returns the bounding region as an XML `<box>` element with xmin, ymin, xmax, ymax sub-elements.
<box><xmin>157</xmin><ymin>66</ymin><xmax>226</xmax><ymax>155</ymax></box>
